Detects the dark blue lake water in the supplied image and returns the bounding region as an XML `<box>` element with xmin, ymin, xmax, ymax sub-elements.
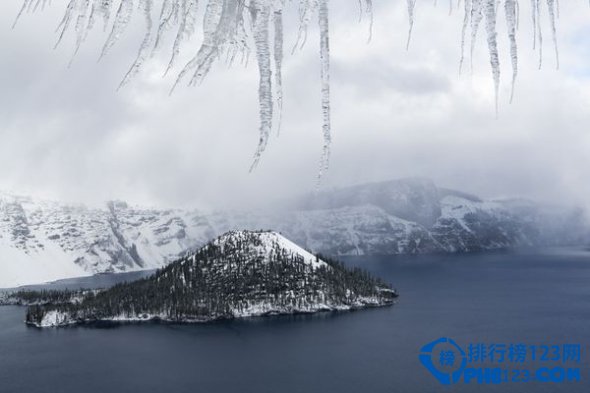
<box><xmin>1</xmin><ymin>249</ymin><xmax>589</xmax><ymax>393</ymax></box>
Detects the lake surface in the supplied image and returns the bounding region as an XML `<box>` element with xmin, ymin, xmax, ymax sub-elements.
<box><xmin>1</xmin><ymin>248</ymin><xmax>589</xmax><ymax>393</ymax></box>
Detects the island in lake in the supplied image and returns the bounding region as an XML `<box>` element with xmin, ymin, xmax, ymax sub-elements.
<box><xmin>17</xmin><ymin>230</ymin><xmax>397</xmax><ymax>327</ymax></box>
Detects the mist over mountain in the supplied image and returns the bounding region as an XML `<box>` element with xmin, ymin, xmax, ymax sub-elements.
<box><xmin>1</xmin><ymin>178</ymin><xmax>588</xmax><ymax>288</ymax></box>
<box><xmin>292</xmin><ymin>178</ymin><xmax>443</xmax><ymax>228</ymax></box>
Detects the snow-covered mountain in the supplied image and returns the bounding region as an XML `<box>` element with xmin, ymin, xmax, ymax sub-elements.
<box><xmin>1</xmin><ymin>179</ymin><xmax>588</xmax><ymax>288</ymax></box>
<box><xmin>24</xmin><ymin>230</ymin><xmax>396</xmax><ymax>327</ymax></box>
<box><xmin>0</xmin><ymin>194</ymin><xmax>207</xmax><ymax>288</ymax></box>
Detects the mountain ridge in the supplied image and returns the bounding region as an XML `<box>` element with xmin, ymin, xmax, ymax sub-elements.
<box><xmin>1</xmin><ymin>178</ymin><xmax>588</xmax><ymax>288</ymax></box>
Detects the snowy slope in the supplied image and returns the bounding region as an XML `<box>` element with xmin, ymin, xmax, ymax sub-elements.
<box><xmin>430</xmin><ymin>196</ymin><xmax>532</xmax><ymax>252</ymax></box>
<box><xmin>211</xmin><ymin>230</ymin><xmax>327</xmax><ymax>270</ymax></box>
<box><xmin>0</xmin><ymin>194</ymin><xmax>205</xmax><ymax>288</ymax></box>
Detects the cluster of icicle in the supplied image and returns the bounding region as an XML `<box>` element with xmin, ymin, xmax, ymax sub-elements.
<box><xmin>14</xmin><ymin>0</ymin><xmax>564</xmax><ymax>176</ymax></box>
<box><xmin>13</xmin><ymin>0</ymin><xmax>350</xmax><ymax>178</ymax></box>
<box><xmin>409</xmin><ymin>0</ymin><xmax>561</xmax><ymax>115</ymax></box>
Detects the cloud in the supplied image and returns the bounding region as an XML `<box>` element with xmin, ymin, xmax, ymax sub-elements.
<box><xmin>0</xmin><ymin>1</ymin><xmax>589</xmax><ymax>210</ymax></box>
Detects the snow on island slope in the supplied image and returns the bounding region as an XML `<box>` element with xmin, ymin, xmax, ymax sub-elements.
<box><xmin>211</xmin><ymin>230</ymin><xmax>328</xmax><ymax>270</ymax></box>
<box><xmin>25</xmin><ymin>230</ymin><xmax>396</xmax><ymax>327</ymax></box>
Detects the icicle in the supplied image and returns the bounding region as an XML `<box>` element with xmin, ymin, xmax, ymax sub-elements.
<box><xmin>97</xmin><ymin>0</ymin><xmax>114</xmax><ymax>32</ymax></box>
<box><xmin>165</xmin><ymin>0</ymin><xmax>199</xmax><ymax>76</ymax></box>
<box><xmin>531</xmin><ymin>0</ymin><xmax>538</xmax><ymax>49</ymax></box>
<box><xmin>458</xmin><ymin>0</ymin><xmax>471</xmax><ymax>74</ymax></box>
<box><xmin>100</xmin><ymin>0</ymin><xmax>134</xmax><ymax>60</ymax></box>
<box><xmin>292</xmin><ymin>0</ymin><xmax>318</xmax><ymax>54</ymax></box>
<box><xmin>87</xmin><ymin>1</ymin><xmax>99</xmax><ymax>32</ymax></box>
<box><xmin>357</xmin><ymin>0</ymin><xmax>363</xmax><ymax>22</ymax></box>
<box><xmin>33</xmin><ymin>0</ymin><xmax>51</xmax><ymax>12</ymax></box>
<box><xmin>546</xmin><ymin>0</ymin><xmax>559</xmax><ymax>69</ymax></box>
<box><xmin>14</xmin><ymin>0</ymin><xmax>575</xmax><ymax>179</ymax></box>
<box><xmin>226</xmin><ymin>4</ymin><xmax>250</xmax><ymax>68</ymax></box>
<box><xmin>118</xmin><ymin>0</ymin><xmax>154</xmax><ymax>89</ymax></box>
<box><xmin>406</xmin><ymin>0</ymin><xmax>416</xmax><ymax>50</ymax></box>
<box><xmin>505</xmin><ymin>0</ymin><xmax>517</xmax><ymax>102</ymax></box>
<box><xmin>365</xmin><ymin>0</ymin><xmax>373</xmax><ymax>43</ymax></box>
<box><xmin>71</xmin><ymin>0</ymin><xmax>92</xmax><ymax>62</ymax></box>
<box><xmin>54</xmin><ymin>0</ymin><xmax>77</xmax><ymax>49</ymax></box>
<box><xmin>12</xmin><ymin>0</ymin><xmax>34</xmax><ymax>28</ymax></box>
<box><xmin>26</xmin><ymin>0</ymin><xmax>36</xmax><ymax>12</ymax></box>
<box><xmin>249</xmin><ymin>0</ymin><xmax>274</xmax><ymax>172</ymax></box>
<box><xmin>189</xmin><ymin>0</ymin><xmax>244</xmax><ymax>86</ymax></box>
<box><xmin>273</xmin><ymin>0</ymin><xmax>285</xmax><ymax>135</ymax></box>
<box><xmin>469</xmin><ymin>0</ymin><xmax>484</xmax><ymax>72</ymax></box>
<box><xmin>171</xmin><ymin>0</ymin><xmax>241</xmax><ymax>89</ymax></box>
<box><xmin>87</xmin><ymin>0</ymin><xmax>114</xmax><ymax>33</ymax></box>
<box><xmin>483</xmin><ymin>0</ymin><xmax>499</xmax><ymax>116</ymax></box>
<box><xmin>317</xmin><ymin>0</ymin><xmax>331</xmax><ymax>181</ymax></box>
<box><xmin>152</xmin><ymin>0</ymin><xmax>179</xmax><ymax>56</ymax></box>
<box><xmin>536</xmin><ymin>0</ymin><xmax>543</xmax><ymax>69</ymax></box>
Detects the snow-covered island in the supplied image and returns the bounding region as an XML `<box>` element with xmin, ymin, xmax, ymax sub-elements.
<box><xmin>24</xmin><ymin>231</ymin><xmax>397</xmax><ymax>328</ymax></box>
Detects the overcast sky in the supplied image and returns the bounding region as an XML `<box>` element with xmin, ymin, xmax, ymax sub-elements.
<box><xmin>1</xmin><ymin>1</ymin><xmax>589</xmax><ymax>210</ymax></box>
